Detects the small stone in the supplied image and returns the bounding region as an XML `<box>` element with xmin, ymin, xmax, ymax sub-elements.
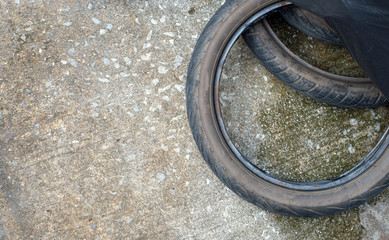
<box><xmin>174</xmin><ymin>84</ymin><xmax>185</xmax><ymax>92</ymax></box>
<box><xmin>348</xmin><ymin>145</ymin><xmax>356</xmax><ymax>154</ymax></box>
<box><xmin>106</xmin><ymin>24</ymin><xmax>113</xmax><ymax>30</ymax></box>
<box><xmin>158</xmin><ymin>66</ymin><xmax>168</xmax><ymax>74</ymax></box>
<box><xmin>69</xmin><ymin>59</ymin><xmax>77</xmax><ymax>67</ymax></box>
<box><xmin>103</xmin><ymin>58</ymin><xmax>110</xmax><ymax>65</ymax></box>
<box><xmin>350</xmin><ymin>118</ymin><xmax>358</xmax><ymax>125</ymax></box>
<box><xmin>67</xmin><ymin>48</ymin><xmax>75</xmax><ymax>55</ymax></box>
<box><xmin>98</xmin><ymin>78</ymin><xmax>110</xmax><ymax>83</ymax></box>
<box><xmin>161</xmin><ymin>144</ymin><xmax>168</xmax><ymax>151</ymax></box>
<box><xmin>146</xmin><ymin>30</ymin><xmax>153</xmax><ymax>41</ymax></box>
<box><xmin>156</xmin><ymin>172</ymin><xmax>166</xmax><ymax>182</ymax></box>
<box><xmin>88</xmin><ymin>3</ymin><xmax>93</xmax><ymax>10</ymax></box>
<box><xmin>173</xmin><ymin>55</ymin><xmax>183</xmax><ymax>69</ymax></box>
<box><xmin>92</xmin><ymin>17</ymin><xmax>101</xmax><ymax>24</ymax></box>
<box><xmin>164</xmin><ymin>32</ymin><xmax>175</xmax><ymax>37</ymax></box>
<box><xmin>100</xmin><ymin>29</ymin><xmax>107</xmax><ymax>35</ymax></box>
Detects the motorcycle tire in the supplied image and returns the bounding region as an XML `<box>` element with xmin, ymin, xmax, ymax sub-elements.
<box><xmin>278</xmin><ymin>5</ymin><xmax>344</xmax><ymax>46</ymax></box>
<box><xmin>242</xmin><ymin>15</ymin><xmax>388</xmax><ymax>108</ymax></box>
<box><xmin>186</xmin><ymin>0</ymin><xmax>389</xmax><ymax>217</ymax></box>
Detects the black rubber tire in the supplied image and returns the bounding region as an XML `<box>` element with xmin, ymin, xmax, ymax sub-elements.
<box><xmin>279</xmin><ymin>6</ymin><xmax>344</xmax><ymax>46</ymax></box>
<box><xmin>242</xmin><ymin>17</ymin><xmax>388</xmax><ymax>108</ymax></box>
<box><xmin>186</xmin><ymin>0</ymin><xmax>389</xmax><ymax>217</ymax></box>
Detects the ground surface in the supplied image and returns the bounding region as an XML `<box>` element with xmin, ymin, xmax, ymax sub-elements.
<box><xmin>0</xmin><ymin>0</ymin><xmax>388</xmax><ymax>239</ymax></box>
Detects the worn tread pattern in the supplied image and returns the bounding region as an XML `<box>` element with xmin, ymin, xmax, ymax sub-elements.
<box><xmin>242</xmin><ymin>21</ymin><xmax>388</xmax><ymax>108</ymax></box>
<box><xmin>186</xmin><ymin>0</ymin><xmax>389</xmax><ymax>218</ymax></box>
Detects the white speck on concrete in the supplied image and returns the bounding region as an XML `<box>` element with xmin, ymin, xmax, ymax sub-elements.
<box><xmin>61</xmin><ymin>60</ymin><xmax>67</xmax><ymax>65</ymax></box>
<box><xmin>174</xmin><ymin>84</ymin><xmax>185</xmax><ymax>92</ymax></box>
<box><xmin>350</xmin><ymin>118</ymin><xmax>358</xmax><ymax>125</ymax></box>
<box><xmin>160</xmin><ymin>15</ymin><xmax>166</xmax><ymax>23</ymax></box>
<box><xmin>164</xmin><ymin>32</ymin><xmax>175</xmax><ymax>37</ymax></box>
<box><xmin>120</xmin><ymin>73</ymin><xmax>131</xmax><ymax>77</ymax></box>
<box><xmin>173</xmin><ymin>55</ymin><xmax>183</xmax><ymax>69</ymax></box>
<box><xmin>143</xmin><ymin>43</ymin><xmax>152</xmax><ymax>49</ymax></box>
<box><xmin>151</xmin><ymin>19</ymin><xmax>158</xmax><ymax>24</ymax></box>
<box><xmin>100</xmin><ymin>29</ymin><xmax>107</xmax><ymax>35</ymax></box>
<box><xmin>348</xmin><ymin>145</ymin><xmax>356</xmax><ymax>154</ymax></box>
<box><xmin>59</xmin><ymin>7</ymin><xmax>70</xmax><ymax>12</ymax></box>
<box><xmin>92</xmin><ymin>17</ymin><xmax>101</xmax><ymax>25</ymax></box>
<box><xmin>69</xmin><ymin>59</ymin><xmax>77</xmax><ymax>67</ymax></box>
<box><xmin>146</xmin><ymin>30</ymin><xmax>153</xmax><ymax>41</ymax></box>
<box><xmin>124</xmin><ymin>57</ymin><xmax>132</xmax><ymax>65</ymax></box>
<box><xmin>156</xmin><ymin>172</ymin><xmax>165</xmax><ymax>182</ymax></box>
<box><xmin>87</xmin><ymin>3</ymin><xmax>93</xmax><ymax>10</ymax></box>
<box><xmin>103</xmin><ymin>58</ymin><xmax>110</xmax><ymax>65</ymax></box>
<box><xmin>67</xmin><ymin>48</ymin><xmax>75</xmax><ymax>55</ymax></box>
<box><xmin>141</xmin><ymin>53</ymin><xmax>151</xmax><ymax>61</ymax></box>
<box><xmin>307</xmin><ymin>139</ymin><xmax>313</xmax><ymax>149</ymax></box>
<box><xmin>45</xmin><ymin>82</ymin><xmax>52</xmax><ymax>88</ymax></box>
<box><xmin>171</xmin><ymin>115</ymin><xmax>183</xmax><ymax>122</ymax></box>
<box><xmin>25</xmin><ymin>27</ymin><xmax>33</xmax><ymax>31</ymax></box>
<box><xmin>158</xmin><ymin>66</ymin><xmax>168</xmax><ymax>74</ymax></box>
<box><xmin>161</xmin><ymin>144</ymin><xmax>168</xmax><ymax>151</ymax></box>
<box><xmin>162</xmin><ymin>96</ymin><xmax>169</xmax><ymax>101</ymax></box>
<box><xmin>63</xmin><ymin>22</ymin><xmax>72</xmax><ymax>26</ymax></box>
<box><xmin>106</xmin><ymin>24</ymin><xmax>113</xmax><ymax>30</ymax></box>
<box><xmin>98</xmin><ymin>78</ymin><xmax>110</xmax><ymax>83</ymax></box>
<box><xmin>158</xmin><ymin>85</ymin><xmax>171</xmax><ymax>94</ymax></box>
<box><xmin>152</xmin><ymin>79</ymin><xmax>159</xmax><ymax>86</ymax></box>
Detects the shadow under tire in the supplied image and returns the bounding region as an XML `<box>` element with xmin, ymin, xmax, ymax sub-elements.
<box><xmin>186</xmin><ymin>0</ymin><xmax>389</xmax><ymax>217</ymax></box>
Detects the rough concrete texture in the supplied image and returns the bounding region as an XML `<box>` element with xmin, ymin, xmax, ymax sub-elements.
<box><xmin>0</xmin><ymin>0</ymin><xmax>388</xmax><ymax>239</ymax></box>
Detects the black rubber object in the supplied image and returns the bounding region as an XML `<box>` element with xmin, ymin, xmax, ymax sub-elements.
<box><xmin>279</xmin><ymin>6</ymin><xmax>343</xmax><ymax>46</ymax></box>
<box><xmin>186</xmin><ymin>0</ymin><xmax>389</xmax><ymax>217</ymax></box>
<box><xmin>242</xmin><ymin>18</ymin><xmax>388</xmax><ymax>108</ymax></box>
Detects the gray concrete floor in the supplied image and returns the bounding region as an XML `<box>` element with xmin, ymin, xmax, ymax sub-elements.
<box><xmin>0</xmin><ymin>0</ymin><xmax>388</xmax><ymax>239</ymax></box>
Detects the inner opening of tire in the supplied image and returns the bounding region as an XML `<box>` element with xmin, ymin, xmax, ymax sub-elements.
<box><xmin>218</xmin><ymin>37</ymin><xmax>389</xmax><ymax>182</ymax></box>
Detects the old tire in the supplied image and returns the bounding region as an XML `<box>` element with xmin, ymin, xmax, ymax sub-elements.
<box><xmin>186</xmin><ymin>0</ymin><xmax>389</xmax><ymax>217</ymax></box>
<box><xmin>242</xmin><ymin>15</ymin><xmax>388</xmax><ymax>108</ymax></box>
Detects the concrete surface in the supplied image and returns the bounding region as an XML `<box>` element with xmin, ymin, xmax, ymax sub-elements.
<box><xmin>0</xmin><ymin>0</ymin><xmax>388</xmax><ymax>239</ymax></box>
